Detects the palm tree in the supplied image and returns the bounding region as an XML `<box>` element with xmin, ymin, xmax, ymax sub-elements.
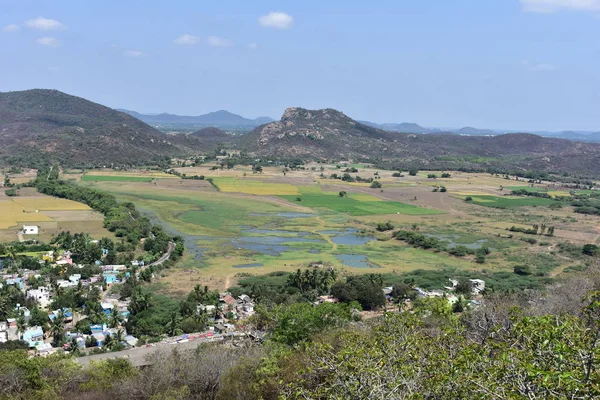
<box><xmin>108</xmin><ymin>307</ymin><xmax>122</xmax><ymax>328</ymax></box>
<box><xmin>0</xmin><ymin>295</ymin><xmax>10</xmax><ymax>322</ymax></box>
<box><xmin>165</xmin><ymin>311</ymin><xmax>181</xmax><ymax>337</ymax></box>
<box><xmin>50</xmin><ymin>312</ymin><xmax>65</xmax><ymax>346</ymax></box>
<box><xmin>66</xmin><ymin>337</ymin><xmax>80</xmax><ymax>355</ymax></box>
<box><xmin>103</xmin><ymin>333</ymin><xmax>114</xmax><ymax>350</ymax></box>
<box><xmin>114</xmin><ymin>328</ymin><xmax>125</xmax><ymax>343</ymax></box>
<box><xmin>16</xmin><ymin>313</ymin><xmax>27</xmax><ymax>340</ymax></box>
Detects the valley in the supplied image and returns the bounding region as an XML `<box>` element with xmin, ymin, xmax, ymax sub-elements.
<box><xmin>72</xmin><ymin>163</ymin><xmax>600</xmax><ymax>297</ymax></box>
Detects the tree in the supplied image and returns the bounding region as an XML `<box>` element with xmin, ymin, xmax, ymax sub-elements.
<box><xmin>408</xmin><ymin>168</ymin><xmax>418</xmax><ymax>176</ymax></box>
<box><xmin>370</xmin><ymin>181</ymin><xmax>382</xmax><ymax>189</ymax></box>
<box><xmin>338</xmin><ymin>191</ymin><xmax>347</xmax><ymax>197</ymax></box>
<box><xmin>108</xmin><ymin>307</ymin><xmax>123</xmax><ymax>328</ymax></box>
<box><xmin>49</xmin><ymin>311</ymin><xmax>66</xmax><ymax>346</ymax></box>
<box><xmin>16</xmin><ymin>313</ymin><xmax>27</xmax><ymax>340</ymax></box>
<box><xmin>165</xmin><ymin>311</ymin><xmax>182</xmax><ymax>337</ymax></box>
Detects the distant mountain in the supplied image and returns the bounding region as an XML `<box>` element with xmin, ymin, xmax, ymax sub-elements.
<box><xmin>454</xmin><ymin>126</ymin><xmax>496</xmax><ymax>136</ymax></box>
<box><xmin>0</xmin><ymin>89</ymin><xmax>191</xmax><ymax>167</ymax></box>
<box><xmin>118</xmin><ymin>109</ymin><xmax>274</xmax><ymax>128</ymax></box>
<box><xmin>359</xmin><ymin>121</ymin><xmax>436</xmax><ymax>133</ymax></box>
<box><xmin>242</xmin><ymin>107</ymin><xmax>600</xmax><ymax>176</ymax></box>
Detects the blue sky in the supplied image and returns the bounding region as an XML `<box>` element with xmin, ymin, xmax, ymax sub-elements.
<box><xmin>1</xmin><ymin>0</ymin><xmax>599</xmax><ymax>131</ymax></box>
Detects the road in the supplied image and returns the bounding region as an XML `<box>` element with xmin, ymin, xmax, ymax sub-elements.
<box><xmin>102</xmin><ymin>241</ymin><xmax>175</xmax><ymax>302</ymax></box>
<box><xmin>76</xmin><ymin>333</ymin><xmax>226</xmax><ymax>367</ymax></box>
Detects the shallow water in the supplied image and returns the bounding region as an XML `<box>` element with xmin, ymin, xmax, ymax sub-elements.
<box><xmin>232</xmin><ymin>263</ymin><xmax>264</xmax><ymax>269</ymax></box>
<box><xmin>335</xmin><ymin>254</ymin><xmax>381</xmax><ymax>269</ymax></box>
<box><xmin>319</xmin><ymin>228</ymin><xmax>376</xmax><ymax>246</ymax></box>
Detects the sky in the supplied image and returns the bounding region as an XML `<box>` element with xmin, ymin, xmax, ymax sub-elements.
<box><xmin>1</xmin><ymin>0</ymin><xmax>600</xmax><ymax>131</ymax></box>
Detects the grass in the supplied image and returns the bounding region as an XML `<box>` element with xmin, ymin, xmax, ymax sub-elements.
<box><xmin>82</xmin><ymin>175</ymin><xmax>155</xmax><ymax>182</ymax></box>
<box><xmin>282</xmin><ymin>189</ymin><xmax>442</xmax><ymax>216</ymax></box>
<box><xmin>456</xmin><ymin>195</ymin><xmax>555</xmax><ymax>209</ymax></box>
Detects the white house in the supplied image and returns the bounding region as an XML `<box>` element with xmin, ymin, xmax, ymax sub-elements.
<box><xmin>22</xmin><ymin>225</ymin><xmax>39</xmax><ymax>235</ymax></box>
<box><xmin>27</xmin><ymin>287</ymin><xmax>51</xmax><ymax>308</ymax></box>
<box><xmin>469</xmin><ymin>279</ymin><xmax>486</xmax><ymax>295</ymax></box>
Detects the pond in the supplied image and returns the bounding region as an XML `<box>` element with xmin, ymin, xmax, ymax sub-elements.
<box><xmin>232</xmin><ymin>263</ymin><xmax>264</xmax><ymax>269</ymax></box>
<box><xmin>319</xmin><ymin>228</ymin><xmax>376</xmax><ymax>246</ymax></box>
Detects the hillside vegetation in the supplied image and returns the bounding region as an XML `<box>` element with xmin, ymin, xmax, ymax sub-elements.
<box><xmin>243</xmin><ymin>107</ymin><xmax>600</xmax><ymax>176</ymax></box>
<box><xmin>0</xmin><ymin>89</ymin><xmax>186</xmax><ymax>167</ymax></box>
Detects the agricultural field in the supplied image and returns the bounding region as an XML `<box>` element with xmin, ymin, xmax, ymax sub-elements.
<box><xmin>0</xmin><ymin>188</ymin><xmax>111</xmax><ymax>242</ymax></box>
<box><xmin>77</xmin><ymin>164</ymin><xmax>600</xmax><ymax>295</ymax></box>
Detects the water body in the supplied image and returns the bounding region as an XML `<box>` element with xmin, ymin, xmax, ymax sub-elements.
<box><xmin>319</xmin><ymin>228</ymin><xmax>376</xmax><ymax>246</ymax></box>
<box><xmin>335</xmin><ymin>254</ymin><xmax>381</xmax><ymax>269</ymax></box>
<box><xmin>242</xmin><ymin>228</ymin><xmax>311</xmax><ymax>237</ymax></box>
<box><xmin>232</xmin><ymin>263</ymin><xmax>264</xmax><ymax>269</ymax></box>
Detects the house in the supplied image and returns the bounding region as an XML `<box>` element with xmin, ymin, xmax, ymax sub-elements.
<box><xmin>103</xmin><ymin>271</ymin><xmax>119</xmax><ymax>284</ymax></box>
<box><xmin>124</xmin><ymin>335</ymin><xmax>138</xmax><ymax>347</ymax></box>
<box><xmin>317</xmin><ymin>295</ymin><xmax>338</xmax><ymax>304</ymax></box>
<box><xmin>22</xmin><ymin>225</ymin><xmax>39</xmax><ymax>235</ymax></box>
<box><xmin>27</xmin><ymin>286</ymin><xmax>51</xmax><ymax>308</ymax></box>
<box><xmin>469</xmin><ymin>279</ymin><xmax>486</xmax><ymax>295</ymax></box>
<box><xmin>68</xmin><ymin>274</ymin><xmax>81</xmax><ymax>284</ymax></box>
<box><xmin>22</xmin><ymin>326</ymin><xmax>44</xmax><ymax>347</ymax></box>
<box><xmin>221</xmin><ymin>294</ymin><xmax>237</xmax><ymax>307</ymax></box>
<box><xmin>0</xmin><ymin>321</ymin><xmax>8</xmax><ymax>343</ymax></box>
<box><xmin>35</xmin><ymin>342</ymin><xmax>59</xmax><ymax>356</ymax></box>
<box><xmin>101</xmin><ymin>302</ymin><xmax>115</xmax><ymax>314</ymax></box>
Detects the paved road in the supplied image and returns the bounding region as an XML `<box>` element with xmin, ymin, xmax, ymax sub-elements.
<box><xmin>76</xmin><ymin>333</ymin><xmax>225</xmax><ymax>367</ymax></box>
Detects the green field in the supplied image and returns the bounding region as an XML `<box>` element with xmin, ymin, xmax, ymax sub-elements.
<box><xmin>506</xmin><ymin>186</ymin><xmax>548</xmax><ymax>193</ymax></box>
<box><xmin>460</xmin><ymin>195</ymin><xmax>555</xmax><ymax>208</ymax></box>
<box><xmin>281</xmin><ymin>188</ymin><xmax>443</xmax><ymax>216</ymax></box>
<box><xmin>81</xmin><ymin>175</ymin><xmax>156</xmax><ymax>182</ymax></box>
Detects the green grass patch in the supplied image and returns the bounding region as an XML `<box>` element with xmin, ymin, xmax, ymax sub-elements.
<box><xmin>282</xmin><ymin>190</ymin><xmax>442</xmax><ymax>216</ymax></box>
<box><xmin>459</xmin><ymin>195</ymin><xmax>555</xmax><ymax>209</ymax></box>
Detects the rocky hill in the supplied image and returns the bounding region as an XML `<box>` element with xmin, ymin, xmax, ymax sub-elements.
<box><xmin>243</xmin><ymin>107</ymin><xmax>600</xmax><ymax>176</ymax></box>
<box><xmin>0</xmin><ymin>89</ymin><xmax>189</xmax><ymax>167</ymax></box>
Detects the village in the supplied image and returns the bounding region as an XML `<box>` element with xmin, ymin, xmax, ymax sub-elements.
<box><xmin>1</xmin><ymin>229</ymin><xmax>486</xmax><ymax>361</ymax></box>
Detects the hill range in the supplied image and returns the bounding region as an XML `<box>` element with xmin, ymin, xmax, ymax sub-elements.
<box><xmin>118</xmin><ymin>109</ymin><xmax>273</xmax><ymax>128</ymax></box>
<box><xmin>2</xmin><ymin>89</ymin><xmax>600</xmax><ymax>176</ymax></box>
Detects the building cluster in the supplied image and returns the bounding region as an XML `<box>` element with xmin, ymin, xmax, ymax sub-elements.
<box><xmin>0</xmin><ymin>251</ymin><xmax>145</xmax><ymax>355</ymax></box>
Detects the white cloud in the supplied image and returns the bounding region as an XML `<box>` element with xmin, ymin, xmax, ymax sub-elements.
<box><xmin>258</xmin><ymin>12</ymin><xmax>294</xmax><ymax>29</ymax></box>
<box><xmin>174</xmin><ymin>34</ymin><xmax>200</xmax><ymax>45</ymax></box>
<box><xmin>522</xmin><ymin>60</ymin><xmax>557</xmax><ymax>71</ymax></box>
<box><xmin>207</xmin><ymin>36</ymin><xmax>233</xmax><ymax>47</ymax></box>
<box><xmin>2</xmin><ymin>24</ymin><xmax>20</xmax><ymax>32</ymax></box>
<box><xmin>248</xmin><ymin>42</ymin><xmax>258</xmax><ymax>50</ymax></box>
<box><xmin>36</xmin><ymin>37</ymin><xmax>61</xmax><ymax>47</ymax></box>
<box><xmin>521</xmin><ymin>0</ymin><xmax>600</xmax><ymax>13</ymax></box>
<box><xmin>25</xmin><ymin>17</ymin><xmax>66</xmax><ymax>30</ymax></box>
<box><xmin>124</xmin><ymin>50</ymin><xmax>144</xmax><ymax>57</ymax></box>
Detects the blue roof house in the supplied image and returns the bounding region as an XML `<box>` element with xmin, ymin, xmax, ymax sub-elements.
<box><xmin>22</xmin><ymin>326</ymin><xmax>44</xmax><ymax>347</ymax></box>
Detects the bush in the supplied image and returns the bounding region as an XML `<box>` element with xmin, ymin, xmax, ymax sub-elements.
<box><xmin>514</xmin><ymin>265</ymin><xmax>532</xmax><ymax>276</ymax></box>
<box><xmin>408</xmin><ymin>168</ymin><xmax>418</xmax><ymax>176</ymax></box>
<box><xmin>465</xmin><ymin>196</ymin><xmax>473</xmax><ymax>202</ymax></box>
<box><xmin>370</xmin><ymin>181</ymin><xmax>382</xmax><ymax>189</ymax></box>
